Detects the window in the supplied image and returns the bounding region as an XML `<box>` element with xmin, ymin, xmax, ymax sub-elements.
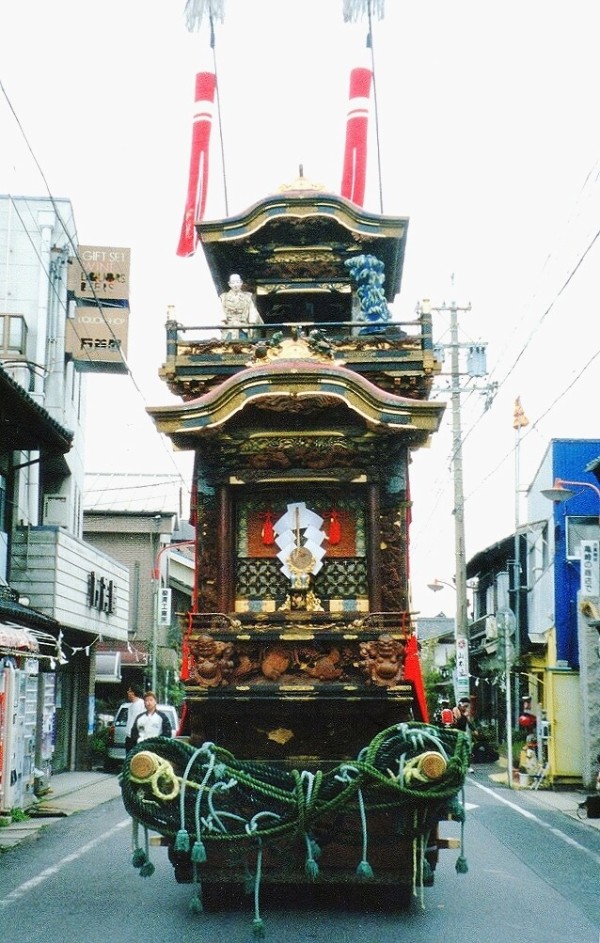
<box><xmin>566</xmin><ymin>516</ymin><xmax>600</xmax><ymax>560</ymax></box>
<box><xmin>496</xmin><ymin>570</ymin><xmax>509</xmax><ymax>610</ymax></box>
<box><xmin>0</xmin><ymin>314</ymin><xmax>27</xmax><ymax>356</ymax></box>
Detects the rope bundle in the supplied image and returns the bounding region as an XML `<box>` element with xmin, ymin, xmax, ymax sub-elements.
<box><xmin>121</xmin><ymin>723</ymin><xmax>468</xmax><ymax>847</ymax></box>
<box><xmin>121</xmin><ymin>723</ymin><xmax>470</xmax><ymax>930</ymax></box>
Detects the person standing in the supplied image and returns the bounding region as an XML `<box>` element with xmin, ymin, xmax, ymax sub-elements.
<box><xmin>452</xmin><ymin>697</ymin><xmax>471</xmax><ymax>732</ymax></box>
<box><xmin>439</xmin><ymin>699</ymin><xmax>454</xmax><ymax>726</ymax></box>
<box><xmin>130</xmin><ymin>691</ymin><xmax>173</xmax><ymax>746</ymax></box>
<box><xmin>124</xmin><ymin>684</ymin><xmax>145</xmax><ymax>752</ymax></box>
<box><xmin>453</xmin><ymin>697</ymin><xmax>474</xmax><ymax>772</ymax></box>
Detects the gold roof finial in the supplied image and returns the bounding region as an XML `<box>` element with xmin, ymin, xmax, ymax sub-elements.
<box><xmin>278</xmin><ymin>165</ymin><xmax>325</xmax><ymax>194</ymax></box>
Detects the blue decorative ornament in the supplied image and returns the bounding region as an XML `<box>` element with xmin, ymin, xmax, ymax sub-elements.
<box><xmin>344</xmin><ymin>254</ymin><xmax>390</xmax><ymax>333</ymax></box>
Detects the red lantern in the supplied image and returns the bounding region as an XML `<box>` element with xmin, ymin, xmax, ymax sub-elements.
<box><xmin>261</xmin><ymin>510</ymin><xmax>275</xmax><ymax>546</ymax></box>
<box><xmin>327</xmin><ymin>509</ymin><xmax>341</xmax><ymax>545</ymax></box>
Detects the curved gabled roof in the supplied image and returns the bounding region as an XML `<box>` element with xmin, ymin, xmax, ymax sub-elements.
<box><xmin>0</xmin><ymin>366</ymin><xmax>73</xmax><ymax>453</ymax></box>
<box><xmin>148</xmin><ymin>359</ymin><xmax>443</xmax><ymax>451</ymax></box>
<box><xmin>196</xmin><ymin>189</ymin><xmax>409</xmax><ymax>300</ymax></box>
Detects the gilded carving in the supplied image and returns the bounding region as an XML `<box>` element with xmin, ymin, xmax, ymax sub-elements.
<box><xmin>188</xmin><ymin>634</ymin><xmax>234</xmax><ymax>687</ymax></box>
<box><xmin>185</xmin><ymin>639</ymin><xmax>359</xmax><ymax>688</ymax></box>
<box><xmin>358</xmin><ymin>633</ymin><xmax>405</xmax><ymax>687</ymax></box>
<box><xmin>379</xmin><ymin>503</ymin><xmax>409</xmax><ymax>612</ymax></box>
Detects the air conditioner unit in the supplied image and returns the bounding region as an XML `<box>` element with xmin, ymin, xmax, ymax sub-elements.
<box><xmin>95</xmin><ymin>652</ymin><xmax>122</xmax><ymax>683</ymax></box>
<box><xmin>43</xmin><ymin>495</ymin><xmax>69</xmax><ymax>527</ymax></box>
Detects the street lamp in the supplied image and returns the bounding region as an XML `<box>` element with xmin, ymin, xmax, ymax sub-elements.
<box><xmin>427</xmin><ymin>578</ymin><xmax>454</xmax><ymax>593</ymax></box>
<box><xmin>541</xmin><ymin>478</ymin><xmax>600</xmax><ymax>520</ymax></box>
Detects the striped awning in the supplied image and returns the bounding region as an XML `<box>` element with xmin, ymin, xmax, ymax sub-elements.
<box><xmin>0</xmin><ymin>624</ymin><xmax>40</xmax><ymax>653</ymax></box>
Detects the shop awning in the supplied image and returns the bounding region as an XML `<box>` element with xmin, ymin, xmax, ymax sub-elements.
<box><xmin>0</xmin><ymin>624</ymin><xmax>40</xmax><ymax>653</ymax></box>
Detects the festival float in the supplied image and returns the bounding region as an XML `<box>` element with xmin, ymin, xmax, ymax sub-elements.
<box><xmin>119</xmin><ymin>1</ymin><xmax>470</xmax><ymax>930</ymax></box>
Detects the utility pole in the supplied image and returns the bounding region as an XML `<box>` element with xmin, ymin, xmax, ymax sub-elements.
<box><xmin>448</xmin><ymin>293</ymin><xmax>472</xmax><ymax>701</ymax></box>
<box><xmin>421</xmin><ymin>287</ymin><xmax>496</xmax><ymax>703</ymax></box>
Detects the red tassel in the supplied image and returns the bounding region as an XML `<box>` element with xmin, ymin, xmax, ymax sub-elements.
<box><xmin>403</xmin><ymin>634</ymin><xmax>429</xmax><ymax>722</ymax></box>
<box><xmin>180</xmin><ymin>633</ymin><xmax>191</xmax><ymax>682</ymax></box>
<box><xmin>261</xmin><ymin>510</ymin><xmax>275</xmax><ymax>546</ymax></box>
<box><xmin>328</xmin><ymin>510</ymin><xmax>341</xmax><ymax>545</ymax></box>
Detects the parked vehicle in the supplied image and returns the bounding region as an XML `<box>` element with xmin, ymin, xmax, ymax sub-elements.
<box><xmin>107</xmin><ymin>702</ymin><xmax>178</xmax><ymax>765</ymax></box>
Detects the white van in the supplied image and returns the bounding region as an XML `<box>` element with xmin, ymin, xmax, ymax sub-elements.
<box><xmin>106</xmin><ymin>702</ymin><xmax>179</xmax><ymax>766</ymax></box>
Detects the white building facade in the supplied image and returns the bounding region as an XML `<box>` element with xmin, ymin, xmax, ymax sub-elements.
<box><xmin>0</xmin><ymin>195</ymin><xmax>128</xmax><ymax>795</ymax></box>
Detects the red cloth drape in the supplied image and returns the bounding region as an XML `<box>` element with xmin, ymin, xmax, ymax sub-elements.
<box><xmin>403</xmin><ymin>634</ymin><xmax>429</xmax><ymax>722</ymax></box>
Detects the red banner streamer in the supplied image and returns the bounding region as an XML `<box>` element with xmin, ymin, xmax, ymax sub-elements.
<box><xmin>340</xmin><ymin>66</ymin><xmax>372</xmax><ymax>206</ymax></box>
<box><xmin>176</xmin><ymin>71</ymin><xmax>217</xmax><ymax>257</ymax></box>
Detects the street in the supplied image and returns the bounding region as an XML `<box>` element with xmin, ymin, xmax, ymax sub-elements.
<box><xmin>0</xmin><ymin>775</ymin><xmax>599</xmax><ymax>943</ymax></box>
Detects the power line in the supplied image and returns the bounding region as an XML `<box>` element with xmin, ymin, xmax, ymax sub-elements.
<box><xmin>0</xmin><ymin>79</ymin><xmax>191</xmax><ymax>500</ymax></box>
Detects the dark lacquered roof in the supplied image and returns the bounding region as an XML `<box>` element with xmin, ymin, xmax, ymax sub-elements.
<box><xmin>196</xmin><ymin>187</ymin><xmax>409</xmax><ymax>301</ymax></box>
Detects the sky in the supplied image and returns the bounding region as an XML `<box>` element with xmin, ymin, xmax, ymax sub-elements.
<box><xmin>3</xmin><ymin>1</ymin><xmax>600</xmax><ymax>618</ymax></box>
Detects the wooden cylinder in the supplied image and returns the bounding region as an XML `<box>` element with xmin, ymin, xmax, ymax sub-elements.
<box><xmin>130</xmin><ymin>750</ymin><xmax>161</xmax><ymax>780</ymax></box>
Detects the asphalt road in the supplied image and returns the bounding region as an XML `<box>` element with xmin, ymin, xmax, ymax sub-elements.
<box><xmin>0</xmin><ymin>778</ymin><xmax>599</xmax><ymax>943</ymax></box>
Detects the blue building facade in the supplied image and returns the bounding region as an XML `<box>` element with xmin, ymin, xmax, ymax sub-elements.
<box><xmin>541</xmin><ymin>439</ymin><xmax>600</xmax><ymax>668</ymax></box>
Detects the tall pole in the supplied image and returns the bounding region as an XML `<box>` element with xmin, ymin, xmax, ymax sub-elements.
<box><xmin>449</xmin><ymin>295</ymin><xmax>471</xmax><ymax>701</ymax></box>
<box><xmin>429</xmin><ymin>289</ymin><xmax>495</xmax><ymax>704</ymax></box>
<box><xmin>152</xmin><ymin>578</ymin><xmax>159</xmax><ymax>693</ymax></box>
<box><xmin>503</xmin><ymin>607</ymin><xmax>514</xmax><ymax>789</ymax></box>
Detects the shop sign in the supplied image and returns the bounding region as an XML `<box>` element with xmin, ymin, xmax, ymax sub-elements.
<box><xmin>88</xmin><ymin>571</ymin><xmax>116</xmax><ymax>614</ymax></box>
<box><xmin>65</xmin><ymin>304</ymin><xmax>129</xmax><ymax>370</ymax></box>
<box><xmin>581</xmin><ymin>540</ymin><xmax>600</xmax><ymax>596</ymax></box>
<box><xmin>158</xmin><ymin>588</ymin><xmax>172</xmax><ymax>625</ymax></box>
<box><xmin>68</xmin><ymin>246</ymin><xmax>130</xmax><ymax>301</ymax></box>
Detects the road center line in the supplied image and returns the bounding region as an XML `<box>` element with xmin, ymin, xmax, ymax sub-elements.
<box><xmin>0</xmin><ymin>818</ymin><xmax>130</xmax><ymax>908</ymax></box>
<box><xmin>471</xmin><ymin>779</ymin><xmax>600</xmax><ymax>865</ymax></box>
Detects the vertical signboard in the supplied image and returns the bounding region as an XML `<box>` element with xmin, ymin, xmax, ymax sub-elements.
<box><xmin>158</xmin><ymin>588</ymin><xmax>172</xmax><ymax>626</ymax></box>
<box><xmin>66</xmin><ymin>245</ymin><xmax>130</xmax><ymax>373</ymax></box>
<box><xmin>455</xmin><ymin>635</ymin><xmax>470</xmax><ymax>699</ymax></box>
<box><xmin>580</xmin><ymin>540</ymin><xmax>600</xmax><ymax>596</ymax></box>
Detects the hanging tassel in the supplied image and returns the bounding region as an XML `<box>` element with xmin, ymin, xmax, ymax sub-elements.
<box><xmin>304</xmin><ymin>833</ymin><xmax>320</xmax><ymax>880</ymax></box>
<box><xmin>131</xmin><ymin>848</ymin><xmax>146</xmax><ymax>869</ymax></box>
<box><xmin>138</xmin><ymin>826</ymin><xmax>155</xmax><ymax>877</ymax></box>
<box><xmin>188</xmin><ymin>861</ymin><xmax>205</xmax><ymax>913</ymax></box>
<box><xmin>191</xmin><ymin>839</ymin><xmax>207</xmax><ymax>863</ymax></box>
<box><xmin>251</xmin><ymin>842</ymin><xmax>265</xmax><ymax>939</ymax></box>
<box><xmin>174</xmin><ymin>828</ymin><xmax>191</xmax><ymax>852</ymax></box>
<box><xmin>356</xmin><ymin>859</ymin><xmax>374</xmax><ymax>880</ymax></box>
<box><xmin>420</xmin><ymin>858</ymin><xmax>434</xmax><ymax>886</ymax></box>
<box><xmin>455</xmin><ymin>787</ymin><xmax>469</xmax><ymax>873</ymax></box>
<box><xmin>131</xmin><ymin>820</ymin><xmax>146</xmax><ymax>868</ymax></box>
<box><xmin>355</xmin><ymin>788</ymin><xmax>374</xmax><ymax>880</ymax></box>
<box><xmin>189</xmin><ymin>893</ymin><xmax>203</xmax><ymax>914</ymax></box>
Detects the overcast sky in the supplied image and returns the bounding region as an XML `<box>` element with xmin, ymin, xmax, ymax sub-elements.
<box><xmin>2</xmin><ymin>1</ymin><xmax>600</xmax><ymax>616</ymax></box>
